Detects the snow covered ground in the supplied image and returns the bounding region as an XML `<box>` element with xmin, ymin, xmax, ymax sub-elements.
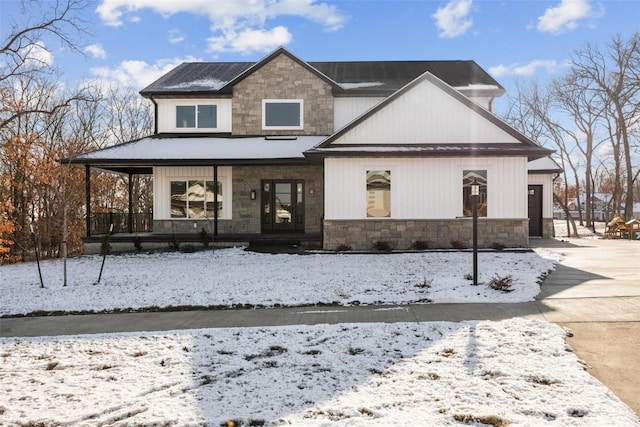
<box><xmin>2</xmin><ymin>319</ymin><xmax>638</xmax><ymax>426</ymax></box>
<box><xmin>1</xmin><ymin>247</ymin><xmax>559</xmax><ymax>316</ymax></box>
<box><xmin>2</xmin><ymin>246</ymin><xmax>638</xmax><ymax>425</ymax></box>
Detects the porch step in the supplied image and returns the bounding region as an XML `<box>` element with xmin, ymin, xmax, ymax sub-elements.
<box><xmin>246</xmin><ymin>239</ymin><xmax>304</xmax><ymax>254</ymax></box>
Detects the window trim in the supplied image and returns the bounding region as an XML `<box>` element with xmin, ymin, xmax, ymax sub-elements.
<box><xmin>262</xmin><ymin>99</ymin><xmax>304</xmax><ymax>130</ymax></box>
<box><xmin>175</xmin><ymin>104</ymin><xmax>218</xmax><ymax>129</ymax></box>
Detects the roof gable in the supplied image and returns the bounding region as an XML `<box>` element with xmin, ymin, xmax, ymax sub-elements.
<box><xmin>318</xmin><ymin>71</ymin><xmax>539</xmax><ymax>147</ymax></box>
<box><xmin>219</xmin><ymin>47</ymin><xmax>341</xmax><ymax>93</ymax></box>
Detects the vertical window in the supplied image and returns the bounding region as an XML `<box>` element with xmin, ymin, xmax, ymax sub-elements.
<box><xmin>366</xmin><ymin>170</ymin><xmax>391</xmax><ymax>218</ymax></box>
<box><xmin>198</xmin><ymin>105</ymin><xmax>217</xmax><ymax>128</ymax></box>
<box><xmin>170</xmin><ymin>180</ymin><xmax>222</xmax><ymax>218</ymax></box>
<box><xmin>463</xmin><ymin>170</ymin><xmax>487</xmax><ymax>217</ymax></box>
<box><xmin>176</xmin><ymin>105</ymin><xmax>217</xmax><ymax>128</ymax></box>
<box><xmin>263</xmin><ymin>100</ymin><xmax>303</xmax><ymax>129</ymax></box>
<box><xmin>176</xmin><ymin>106</ymin><xmax>195</xmax><ymax>128</ymax></box>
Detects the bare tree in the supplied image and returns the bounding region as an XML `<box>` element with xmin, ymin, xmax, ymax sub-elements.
<box><xmin>571</xmin><ymin>34</ymin><xmax>640</xmax><ymax>219</ymax></box>
<box><xmin>0</xmin><ymin>0</ymin><xmax>89</xmax><ymax>129</ymax></box>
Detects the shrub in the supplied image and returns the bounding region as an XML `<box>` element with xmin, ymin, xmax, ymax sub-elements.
<box><xmin>100</xmin><ymin>235</ymin><xmax>111</xmax><ymax>255</ymax></box>
<box><xmin>168</xmin><ymin>235</ymin><xmax>180</xmax><ymax>251</ymax></box>
<box><xmin>451</xmin><ymin>240</ymin><xmax>466</xmax><ymax>250</ymax></box>
<box><xmin>200</xmin><ymin>227</ymin><xmax>211</xmax><ymax>248</ymax></box>
<box><xmin>181</xmin><ymin>244</ymin><xmax>196</xmax><ymax>253</ymax></box>
<box><xmin>335</xmin><ymin>243</ymin><xmax>352</xmax><ymax>252</ymax></box>
<box><xmin>411</xmin><ymin>240</ymin><xmax>431</xmax><ymax>250</ymax></box>
<box><xmin>491</xmin><ymin>241</ymin><xmax>505</xmax><ymax>251</ymax></box>
<box><xmin>133</xmin><ymin>235</ymin><xmax>142</xmax><ymax>251</ymax></box>
<box><xmin>372</xmin><ymin>241</ymin><xmax>392</xmax><ymax>251</ymax></box>
<box><xmin>488</xmin><ymin>274</ymin><xmax>514</xmax><ymax>292</ymax></box>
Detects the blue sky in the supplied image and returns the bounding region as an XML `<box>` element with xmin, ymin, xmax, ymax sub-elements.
<box><xmin>2</xmin><ymin>0</ymin><xmax>639</xmax><ymax>114</ymax></box>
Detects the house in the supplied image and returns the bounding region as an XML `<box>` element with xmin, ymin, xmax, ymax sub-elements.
<box><xmin>62</xmin><ymin>47</ymin><xmax>557</xmax><ymax>252</ymax></box>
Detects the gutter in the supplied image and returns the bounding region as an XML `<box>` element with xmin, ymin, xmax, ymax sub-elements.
<box><xmin>149</xmin><ymin>96</ymin><xmax>158</xmax><ymax>134</ymax></box>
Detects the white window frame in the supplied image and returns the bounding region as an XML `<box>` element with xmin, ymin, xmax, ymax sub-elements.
<box><xmin>175</xmin><ymin>104</ymin><xmax>218</xmax><ymax>129</ymax></box>
<box><xmin>262</xmin><ymin>99</ymin><xmax>304</xmax><ymax>130</ymax></box>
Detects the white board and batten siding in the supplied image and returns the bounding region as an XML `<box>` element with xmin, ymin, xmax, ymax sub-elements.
<box><xmin>155</xmin><ymin>98</ymin><xmax>233</xmax><ymax>133</ymax></box>
<box><xmin>324</xmin><ymin>157</ymin><xmax>528</xmax><ymax>220</ymax></box>
<box><xmin>528</xmin><ymin>174</ymin><xmax>554</xmax><ymax>218</ymax></box>
<box><xmin>153</xmin><ymin>166</ymin><xmax>233</xmax><ymax>220</ymax></box>
<box><xmin>334</xmin><ymin>97</ymin><xmax>385</xmax><ymax>131</ymax></box>
<box><xmin>332</xmin><ymin>78</ymin><xmax>518</xmax><ymax>145</ymax></box>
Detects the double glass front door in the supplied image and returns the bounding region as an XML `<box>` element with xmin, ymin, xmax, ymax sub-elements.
<box><xmin>261</xmin><ymin>180</ymin><xmax>305</xmax><ymax>233</ymax></box>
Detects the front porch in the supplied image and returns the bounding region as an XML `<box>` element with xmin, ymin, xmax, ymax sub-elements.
<box><xmin>83</xmin><ymin>231</ymin><xmax>322</xmax><ymax>254</ymax></box>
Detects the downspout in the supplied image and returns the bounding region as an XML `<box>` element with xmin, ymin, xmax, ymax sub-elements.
<box><xmin>85</xmin><ymin>165</ymin><xmax>91</xmax><ymax>237</ymax></box>
<box><xmin>213</xmin><ymin>165</ymin><xmax>219</xmax><ymax>236</ymax></box>
<box><xmin>149</xmin><ymin>96</ymin><xmax>158</xmax><ymax>134</ymax></box>
<box><xmin>128</xmin><ymin>172</ymin><xmax>134</xmax><ymax>233</ymax></box>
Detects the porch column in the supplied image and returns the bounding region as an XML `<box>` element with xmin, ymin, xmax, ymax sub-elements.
<box><xmin>85</xmin><ymin>164</ymin><xmax>91</xmax><ymax>237</ymax></box>
<box><xmin>128</xmin><ymin>172</ymin><xmax>133</xmax><ymax>234</ymax></box>
<box><xmin>213</xmin><ymin>165</ymin><xmax>219</xmax><ymax>236</ymax></box>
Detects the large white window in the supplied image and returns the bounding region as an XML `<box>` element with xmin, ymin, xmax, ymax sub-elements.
<box><xmin>176</xmin><ymin>105</ymin><xmax>217</xmax><ymax>129</ymax></box>
<box><xmin>366</xmin><ymin>170</ymin><xmax>391</xmax><ymax>218</ymax></box>
<box><xmin>170</xmin><ymin>180</ymin><xmax>222</xmax><ymax>218</ymax></box>
<box><xmin>262</xmin><ymin>99</ymin><xmax>303</xmax><ymax>130</ymax></box>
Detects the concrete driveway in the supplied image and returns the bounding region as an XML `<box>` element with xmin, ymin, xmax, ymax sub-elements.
<box><xmin>531</xmin><ymin>237</ymin><xmax>640</xmax><ymax>415</ymax></box>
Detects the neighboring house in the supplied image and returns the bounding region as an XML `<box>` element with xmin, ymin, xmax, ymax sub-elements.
<box><xmin>63</xmin><ymin>47</ymin><xmax>556</xmax><ymax>252</ymax></box>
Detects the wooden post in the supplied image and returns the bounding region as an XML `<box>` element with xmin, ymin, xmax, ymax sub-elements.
<box><xmin>128</xmin><ymin>172</ymin><xmax>134</xmax><ymax>233</ymax></box>
<box><xmin>85</xmin><ymin>165</ymin><xmax>91</xmax><ymax>237</ymax></box>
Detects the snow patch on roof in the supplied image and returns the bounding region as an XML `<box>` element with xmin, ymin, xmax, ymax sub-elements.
<box><xmin>163</xmin><ymin>79</ymin><xmax>227</xmax><ymax>91</ymax></box>
<box><xmin>454</xmin><ymin>84</ymin><xmax>502</xmax><ymax>91</ymax></box>
<box><xmin>339</xmin><ymin>82</ymin><xmax>385</xmax><ymax>89</ymax></box>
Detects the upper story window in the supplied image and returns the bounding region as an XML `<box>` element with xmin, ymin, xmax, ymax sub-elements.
<box><xmin>262</xmin><ymin>99</ymin><xmax>303</xmax><ymax>130</ymax></box>
<box><xmin>176</xmin><ymin>105</ymin><xmax>217</xmax><ymax>129</ymax></box>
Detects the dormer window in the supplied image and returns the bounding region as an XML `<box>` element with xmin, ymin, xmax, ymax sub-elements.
<box><xmin>262</xmin><ymin>99</ymin><xmax>303</xmax><ymax>130</ymax></box>
<box><xmin>176</xmin><ymin>105</ymin><xmax>217</xmax><ymax>128</ymax></box>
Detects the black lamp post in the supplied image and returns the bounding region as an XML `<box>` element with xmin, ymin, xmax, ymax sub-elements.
<box><xmin>471</xmin><ymin>178</ymin><xmax>479</xmax><ymax>286</ymax></box>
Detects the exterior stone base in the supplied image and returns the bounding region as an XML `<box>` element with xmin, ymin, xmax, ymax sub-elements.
<box><xmin>542</xmin><ymin>218</ymin><xmax>555</xmax><ymax>238</ymax></box>
<box><xmin>323</xmin><ymin>218</ymin><xmax>530</xmax><ymax>250</ymax></box>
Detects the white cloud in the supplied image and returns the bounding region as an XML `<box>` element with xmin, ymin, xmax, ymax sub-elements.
<box><xmin>432</xmin><ymin>0</ymin><xmax>473</xmax><ymax>39</ymax></box>
<box><xmin>84</xmin><ymin>43</ymin><xmax>107</xmax><ymax>59</ymax></box>
<box><xmin>89</xmin><ymin>56</ymin><xmax>202</xmax><ymax>90</ymax></box>
<box><xmin>489</xmin><ymin>59</ymin><xmax>562</xmax><ymax>77</ymax></box>
<box><xmin>95</xmin><ymin>0</ymin><xmax>345</xmax><ymax>53</ymax></box>
<box><xmin>19</xmin><ymin>41</ymin><xmax>54</xmax><ymax>69</ymax></box>
<box><xmin>207</xmin><ymin>26</ymin><xmax>292</xmax><ymax>55</ymax></box>
<box><xmin>537</xmin><ymin>0</ymin><xmax>592</xmax><ymax>34</ymax></box>
<box><xmin>168</xmin><ymin>28</ymin><xmax>185</xmax><ymax>44</ymax></box>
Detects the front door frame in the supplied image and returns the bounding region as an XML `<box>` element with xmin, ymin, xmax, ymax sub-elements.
<box><xmin>528</xmin><ymin>185</ymin><xmax>543</xmax><ymax>237</ymax></box>
<box><xmin>261</xmin><ymin>179</ymin><xmax>305</xmax><ymax>233</ymax></box>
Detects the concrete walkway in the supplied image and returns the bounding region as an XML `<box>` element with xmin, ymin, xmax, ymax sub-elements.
<box><xmin>1</xmin><ymin>237</ymin><xmax>639</xmax><ymax>413</ymax></box>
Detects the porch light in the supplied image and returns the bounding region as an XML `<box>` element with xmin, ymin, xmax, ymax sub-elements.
<box><xmin>250</xmin><ymin>190</ymin><xmax>257</xmax><ymax>200</ymax></box>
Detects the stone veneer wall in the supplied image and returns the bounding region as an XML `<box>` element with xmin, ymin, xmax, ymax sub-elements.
<box><xmin>154</xmin><ymin>164</ymin><xmax>324</xmax><ymax>235</ymax></box>
<box><xmin>323</xmin><ymin>219</ymin><xmax>530</xmax><ymax>250</ymax></box>
<box><xmin>230</xmin><ymin>164</ymin><xmax>324</xmax><ymax>234</ymax></box>
<box><xmin>542</xmin><ymin>218</ymin><xmax>555</xmax><ymax>238</ymax></box>
<box><xmin>232</xmin><ymin>54</ymin><xmax>334</xmax><ymax>136</ymax></box>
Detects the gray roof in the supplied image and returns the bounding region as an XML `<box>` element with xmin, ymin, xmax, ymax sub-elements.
<box><xmin>140</xmin><ymin>48</ymin><xmax>504</xmax><ymax>97</ymax></box>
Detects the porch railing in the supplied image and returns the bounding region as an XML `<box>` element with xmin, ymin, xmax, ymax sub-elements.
<box><xmin>91</xmin><ymin>212</ymin><xmax>153</xmax><ymax>235</ymax></box>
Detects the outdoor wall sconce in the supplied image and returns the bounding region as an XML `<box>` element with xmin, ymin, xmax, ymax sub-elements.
<box><xmin>250</xmin><ymin>190</ymin><xmax>257</xmax><ymax>200</ymax></box>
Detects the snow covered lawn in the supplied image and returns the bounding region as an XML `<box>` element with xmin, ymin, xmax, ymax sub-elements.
<box><xmin>1</xmin><ymin>319</ymin><xmax>637</xmax><ymax>426</ymax></box>
<box><xmin>0</xmin><ymin>247</ymin><xmax>559</xmax><ymax>316</ymax></box>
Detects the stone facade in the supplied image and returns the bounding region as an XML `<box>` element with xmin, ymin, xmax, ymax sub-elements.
<box><xmin>232</xmin><ymin>54</ymin><xmax>334</xmax><ymax>136</ymax></box>
<box><xmin>154</xmin><ymin>164</ymin><xmax>324</xmax><ymax>235</ymax></box>
<box><xmin>542</xmin><ymin>218</ymin><xmax>555</xmax><ymax>238</ymax></box>
<box><xmin>230</xmin><ymin>164</ymin><xmax>324</xmax><ymax>234</ymax></box>
<box><xmin>323</xmin><ymin>219</ymin><xmax>530</xmax><ymax>250</ymax></box>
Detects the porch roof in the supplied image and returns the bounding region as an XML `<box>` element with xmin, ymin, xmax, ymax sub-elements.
<box><xmin>62</xmin><ymin>134</ymin><xmax>326</xmax><ymax>170</ymax></box>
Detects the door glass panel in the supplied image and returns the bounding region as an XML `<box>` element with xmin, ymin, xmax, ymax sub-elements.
<box><xmin>275</xmin><ymin>183</ymin><xmax>292</xmax><ymax>224</ymax></box>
